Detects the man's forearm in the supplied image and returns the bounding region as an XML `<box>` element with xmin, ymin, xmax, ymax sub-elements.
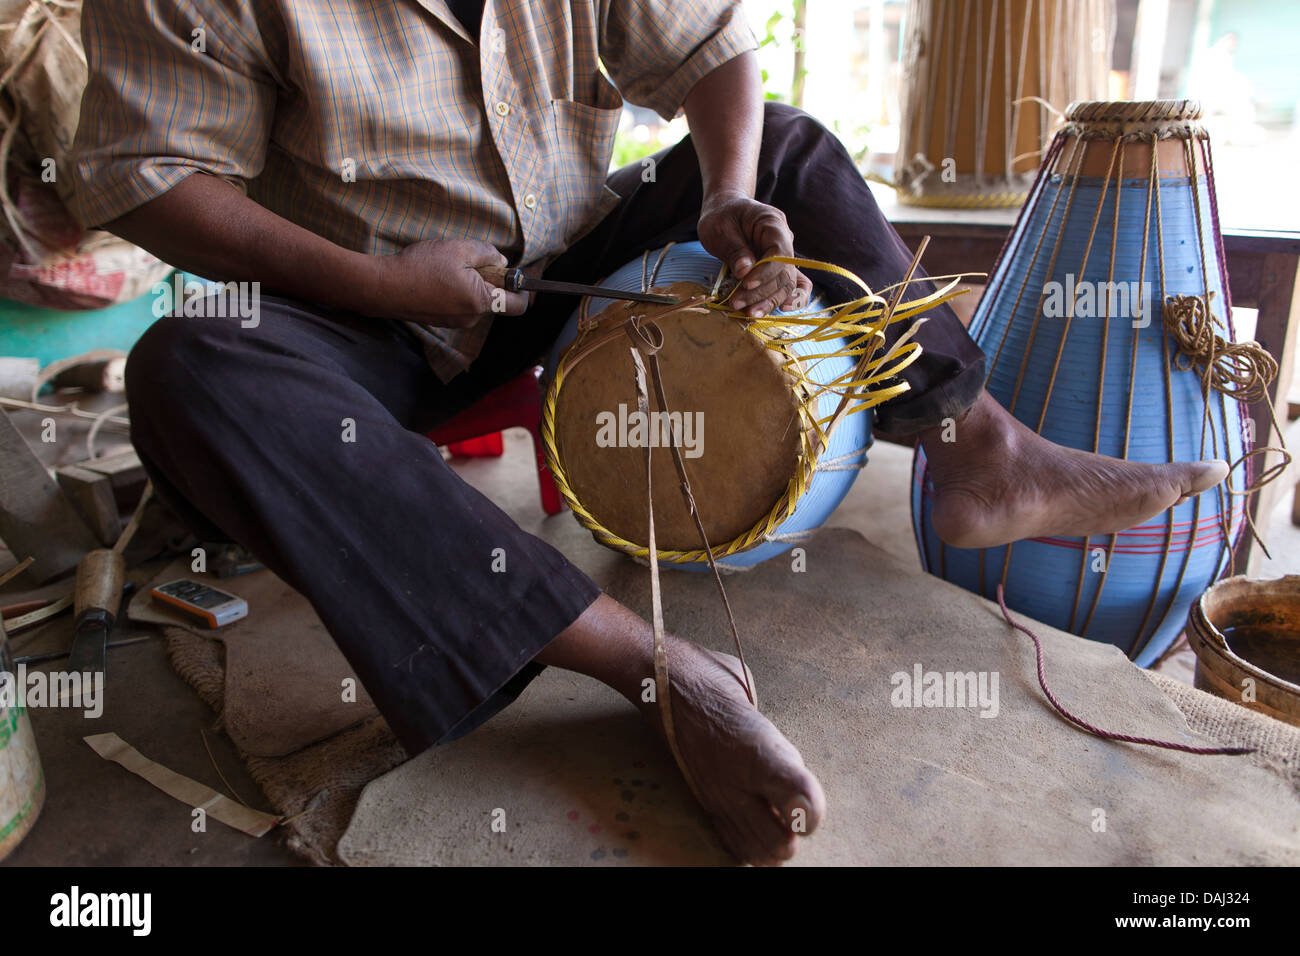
<box><xmin>683</xmin><ymin>51</ymin><xmax>763</xmax><ymax>203</ymax></box>
<box><xmin>105</xmin><ymin>173</ymin><xmax>383</xmax><ymax>314</ymax></box>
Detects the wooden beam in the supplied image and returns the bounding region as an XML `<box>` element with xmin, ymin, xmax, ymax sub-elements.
<box><xmin>890</xmin><ymin>225</ymin><xmax>1300</xmax><ymax>309</ymax></box>
<box><xmin>79</xmin><ymin>449</ymin><xmax>147</xmax><ymax>511</ymax></box>
<box><xmin>0</xmin><ymin>410</ymin><xmax>99</xmax><ymax>583</ymax></box>
<box><xmin>56</xmin><ymin>464</ymin><xmax>123</xmax><ymax>547</ymax></box>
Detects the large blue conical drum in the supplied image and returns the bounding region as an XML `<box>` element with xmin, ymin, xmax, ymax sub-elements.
<box><xmin>912</xmin><ymin>101</ymin><xmax>1251</xmax><ymax>666</ymax></box>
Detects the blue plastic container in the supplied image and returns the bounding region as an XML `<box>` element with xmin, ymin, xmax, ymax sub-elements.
<box><xmin>0</xmin><ymin>285</ymin><xmax>165</xmax><ymax>368</ymax></box>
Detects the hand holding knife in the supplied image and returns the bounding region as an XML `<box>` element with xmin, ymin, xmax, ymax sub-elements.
<box><xmin>475</xmin><ymin>264</ymin><xmax>679</xmax><ymax>306</ymax></box>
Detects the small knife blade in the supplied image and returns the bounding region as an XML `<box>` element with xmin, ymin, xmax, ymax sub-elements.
<box><xmin>476</xmin><ymin>265</ymin><xmax>680</xmax><ymax>305</ymax></box>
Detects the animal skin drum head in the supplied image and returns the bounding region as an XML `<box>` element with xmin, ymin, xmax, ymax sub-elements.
<box><xmin>552</xmin><ymin>281</ymin><xmax>805</xmax><ymax>552</ymax></box>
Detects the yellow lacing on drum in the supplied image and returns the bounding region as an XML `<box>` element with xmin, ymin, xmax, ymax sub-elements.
<box><xmin>541</xmin><ymin>255</ymin><xmax>966</xmax><ymax>564</ymax></box>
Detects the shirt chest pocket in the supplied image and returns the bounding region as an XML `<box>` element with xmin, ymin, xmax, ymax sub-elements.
<box><xmin>537</xmin><ymin>70</ymin><xmax>624</xmax><ymax>251</ymax></box>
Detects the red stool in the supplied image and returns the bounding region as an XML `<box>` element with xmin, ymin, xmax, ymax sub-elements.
<box><xmin>427</xmin><ymin>367</ymin><xmax>564</xmax><ymax>516</ymax></box>
<box><xmin>445</xmin><ymin>433</ymin><xmax>504</xmax><ymax>457</ymax></box>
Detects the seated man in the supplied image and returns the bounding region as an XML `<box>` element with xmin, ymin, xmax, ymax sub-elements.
<box><xmin>70</xmin><ymin>0</ymin><xmax>1225</xmax><ymax>865</ymax></box>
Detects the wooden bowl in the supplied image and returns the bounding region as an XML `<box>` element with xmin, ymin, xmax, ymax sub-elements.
<box><xmin>1187</xmin><ymin>575</ymin><xmax>1300</xmax><ymax>727</ymax></box>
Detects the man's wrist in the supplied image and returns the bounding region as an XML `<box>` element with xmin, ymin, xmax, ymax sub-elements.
<box><xmin>336</xmin><ymin>250</ymin><xmax>391</xmax><ymax>317</ymax></box>
<box><xmin>700</xmin><ymin>186</ymin><xmax>753</xmax><ymax>213</ymax></box>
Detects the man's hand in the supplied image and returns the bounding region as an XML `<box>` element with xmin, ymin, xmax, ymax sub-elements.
<box><xmin>367</xmin><ymin>238</ymin><xmax>529</xmax><ymax>328</ymax></box>
<box><xmin>684</xmin><ymin>53</ymin><xmax>813</xmax><ymax>319</ymax></box>
<box><xmin>697</xmin><ymin>191</ymin><xmax>812</xmax><ymax>318</ymax></box>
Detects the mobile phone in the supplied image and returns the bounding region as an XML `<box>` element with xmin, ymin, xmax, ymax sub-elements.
<box><xmin>150</xmin><ymin>578</ymin><xmax>248</xmax><ymax>628</ymax></box>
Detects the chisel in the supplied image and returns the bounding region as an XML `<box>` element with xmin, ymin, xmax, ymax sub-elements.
<box><xmin>475</xmin><ymin>265</ymin><xmax>680</xmax><ymax>305</ymax></box>
<box><xmin>65</xmin><ymin>549</ymin><xmax>126</xmax><ymax>675</ymax></box>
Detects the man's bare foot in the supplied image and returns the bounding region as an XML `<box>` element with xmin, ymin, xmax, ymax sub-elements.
<box><xmin>650</xmin><ymin>636</ymin><xmax>824</xmax><ymax>864</ymax></box>
<box><xmin>923</xmin><ymin>391</ymin><xmax>1229</xmax><ymax>549</ymax></box>
<box><xmin>539</xmin><ymin>596</ymin><xmax>825</xmax><ymax>865</ymax></box>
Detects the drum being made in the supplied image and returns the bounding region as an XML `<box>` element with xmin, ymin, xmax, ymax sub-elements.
<box><xmin>895</xmin><ymin>0</ymin><xmax>1112</xmax><ymax>208</ymax></box>
<box><xmin>543</xmin><ymin>241</ymin><xmax>953</xmax><ymax>570</ymax></box>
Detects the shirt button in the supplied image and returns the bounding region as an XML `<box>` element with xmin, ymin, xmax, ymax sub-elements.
<box><xmin>523</xmin><ymin>193</ymin><xmax>538</xmax><ymax>209</ymax></box>
<box><xmin>494</xmin><ymin>101</ymin><xmax>510</xmax><ymax>117</ymax></box>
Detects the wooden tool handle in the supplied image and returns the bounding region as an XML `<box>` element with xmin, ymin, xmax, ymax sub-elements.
<box><xmin>75</xmin><ymin>549</ymin><xmax>126</xmax><ymax>620</ymax></box>
<box><xmin>474</xmin><ymin>264</ymin><xmax>511</xmax><ymax>288</ymax></box>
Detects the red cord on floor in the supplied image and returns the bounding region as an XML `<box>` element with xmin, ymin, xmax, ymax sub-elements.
<box><xmin>995</xmin><ymin>584</ymin><xmax>1254</xmax><ymax>757</ymax></box>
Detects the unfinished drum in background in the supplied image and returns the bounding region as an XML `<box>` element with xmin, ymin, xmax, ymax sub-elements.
<box><xmin>894</xmin><ymin>0</ymin><xmax>1111</xmax><ymax>208</ymax></box>
<box><xmin>911</xmin><ymin>100</ymin><xmax>1283</xmax><ymax>667</ymax></box>
<box><xmin>543</xmin><ymin>242</ymin><xmax>929</xmax><ymax>571</ymax></box>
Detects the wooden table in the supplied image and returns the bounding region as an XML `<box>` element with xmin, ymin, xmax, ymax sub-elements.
<box><xmin>871</xmin><ymin>185</ymin><xmax>1300</xmax><ymax>573</ymax></box>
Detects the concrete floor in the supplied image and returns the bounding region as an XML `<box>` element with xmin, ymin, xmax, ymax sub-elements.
<box><xmin>2</xmin><ymin>426</ymin><xmax>1297</xmax><ymax>866</ymax></box>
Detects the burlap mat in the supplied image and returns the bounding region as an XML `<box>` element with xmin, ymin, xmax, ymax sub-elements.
<box><xmin>147</xmin><ymin>529</ymin><xmax>1300</xmax><ymax>866</ymax></box>
<box><xmin>1143</xmin><ymin>670</ymin><xmax>1300</xmax><ymax>788</ymax></box>
<box><xmin>128</xmin><ymin>559</ymin><xmax>379</xmax><ymax>756</ymax></box>
<box><xmin>128</xmin><ymin>559</ymin><xmax>399</xmax><ymax>865</ymax></box>
<box><xmin>158</xmin><ymin>616</ymin><xmax>405</xmax><ymax>865</ymax></box>
<box><xmin>337</xmin><ymin>529</ymin><xmax>1300</xmax><ymax>866</ymax></box>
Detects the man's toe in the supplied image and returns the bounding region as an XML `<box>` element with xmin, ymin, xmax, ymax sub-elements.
<box><xmin>733</xmin><ymin>795</ymin><xmax>799</xmax><ymax>865</ymax></box>
<box><xmin>760</xmin><ymin>765</ymin><xmax>825</xmax><ymax>837</ymax></box>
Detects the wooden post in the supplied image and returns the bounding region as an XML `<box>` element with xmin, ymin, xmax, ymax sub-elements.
<box><xmin>1238</xmin><ymin>253</ymin><xmax>1300</xmax><ymax>574</ymax></box>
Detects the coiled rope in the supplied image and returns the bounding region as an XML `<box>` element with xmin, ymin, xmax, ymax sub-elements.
<box><xmin>1162</xmin><ymin>291</ymin><xmax>1291</xmax><ymax>503</ymax></box>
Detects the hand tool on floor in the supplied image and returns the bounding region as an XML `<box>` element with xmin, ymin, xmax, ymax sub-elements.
<box><xmin>66</xmin><ymin>548</ymin><xmax>126</xmax><ymax>675</ymax></box>
<box><xmin>475</xmin><ymin>265</ymin><xmax>680</xmax><ymax>305</ymax></box>
<box><xmin>16</xmin><ymin>635</ymin><xmax>151</xmax><ymax>666</ymax></box>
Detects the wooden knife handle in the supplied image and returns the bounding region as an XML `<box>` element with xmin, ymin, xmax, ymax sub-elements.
<box><xmin>74</xmin><ymin>549</ymin><xmax>126</xmax><ymax>621</ymax></box>
<box><xmin>474</xmin><ymin>264</ymin><xmax>517</xmax><ymax>290</ymax></box>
